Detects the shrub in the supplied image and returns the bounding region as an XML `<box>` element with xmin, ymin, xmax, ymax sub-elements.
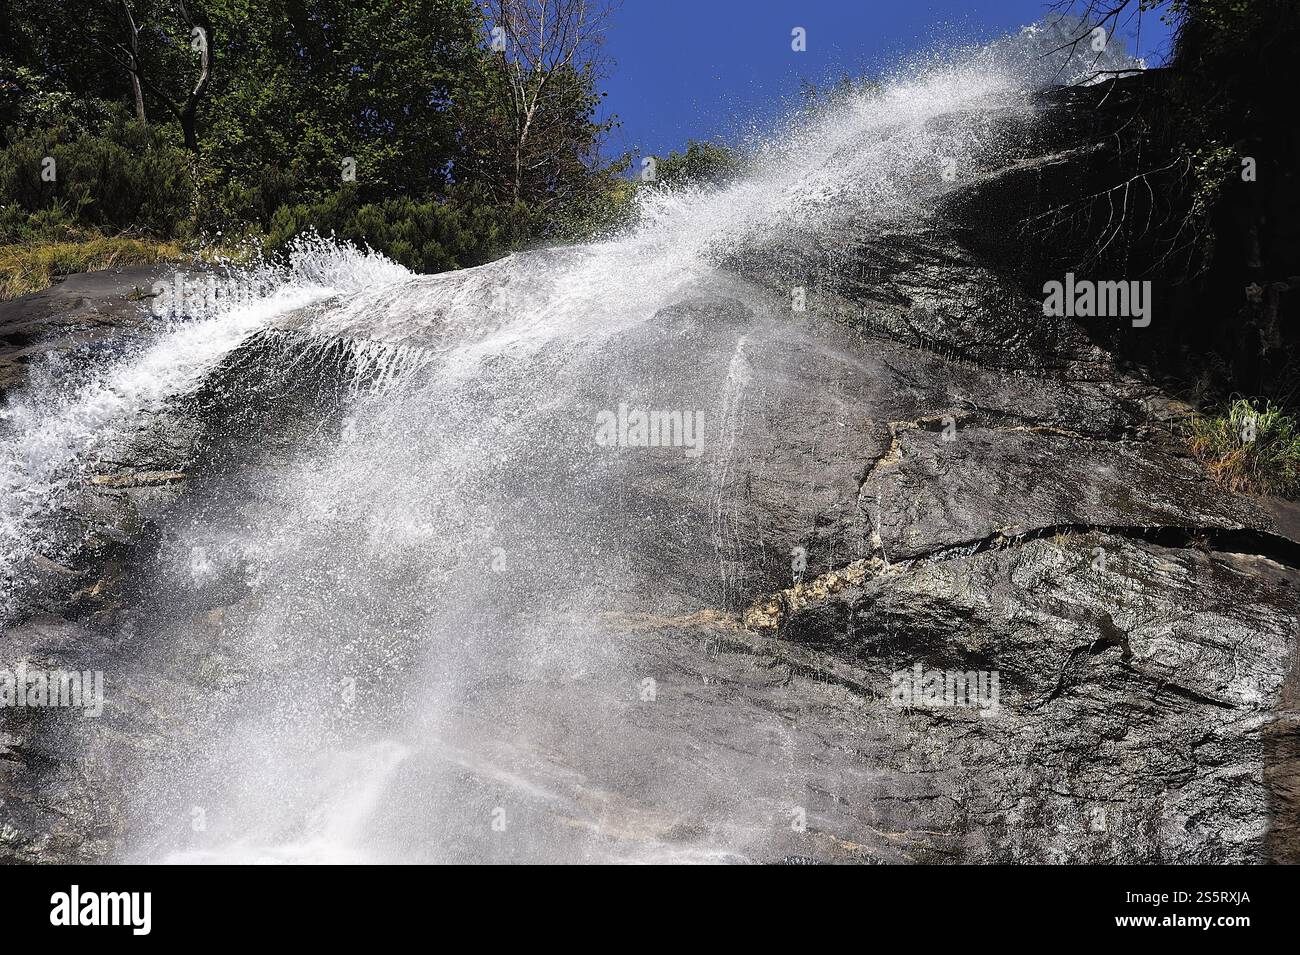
<box><xmin>265</xmin><ymin>185</ymin><xmax>533</xmax><ymax>274</ymax></box>
<box><xmin>1189</xmin><ymin>398</ymin><xmax>1300</xmax><ymax>497</ymax></box>
<box><xmin>0</xmin><ymin>114</ymin><xmax>194</xmax><ymax>243</ymax></box>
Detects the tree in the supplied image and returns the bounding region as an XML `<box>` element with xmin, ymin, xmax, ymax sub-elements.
<box><xmin>0</xmin><ymin>0</ymin><xmax>137</xmax><ymax>134</ymax></box>
<box><xmin>18</xmin><ymin>0</ymin><xmax>219</xmax><ymax>152</ymax></box>
<box><xmin>0</xmin><ymin>0</ymin><xmax>631</xmax><ymax>260</ymax></box>
<box><xmin>98</xmin><ymin>1</ymin><xmax>212</xmax><ymax>152</ymax></box>
<box><xmin>651</xmin><ymin>141</ymin><xmax>741</xmax><ymax>189</ymax></box>
<box><xmin>474</xmin><ymin>0</ymin><xmax>620</xmax><ymax>206</ymax></box>
<box><xmin>200</xmin><ymin>0</ymin><xmax>483</xmax><ymax>222</ymax></box>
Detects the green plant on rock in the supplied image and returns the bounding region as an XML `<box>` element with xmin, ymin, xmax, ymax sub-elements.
<box><xmin>1189</xmin><ymin>398</ymin><xmax>1300</xmax><ymax>497</ymax></box>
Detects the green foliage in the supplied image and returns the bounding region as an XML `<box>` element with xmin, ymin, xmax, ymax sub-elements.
<box><xmin>0</xmin><ymin>114</ymin><xmax>194</xmax><ymax>243</ymax></box>
<box><xmin>0</xmin><ymin>0</ymin><xmax>631</xmax><ymax>273</ymax></box>
<box><xmin>201</xmin><ymin>0</ymin><xmax>483</xmax><ymax>216</ymax></box>
<box><xmin>0</xmin><ymin>60</ymin><xmax>122</xmax><ymax>143</ymax></box>
<box><xmin>1140</xmin><ymin>0</ymin><xmax>1254</xmax><ymax>34</ymax></box>
<box><xmin>1187</xmin><ymin>142</ymin><xmax>1236</xmax><ymax>219</ymax></box>
<box><xmin>651</xmin><ymin>141</ymin><xmax>742</xmax><ymax>189</ymax></box>
<box><xmin>264</xmin><ymin>185</ymin><xmax>533</xmax><ymax>274</ymax></box>
<box><xmin>1189</xmin><ymin>398</ymin><xmax>1300</xmax><ymax>497</ymax></box>
<box><xmin>545</xmin><ymin>154</ymin><xmax>636</xmax><ymax>240</ymax></box>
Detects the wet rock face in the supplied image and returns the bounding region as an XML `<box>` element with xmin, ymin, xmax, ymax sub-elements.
<box><xmin>4</xmin><ymin>258</ymin><xmax>1299</xmax><ymax>865</ymax></box>
<box><xmin>0</xmin><ymin>268</ymin><xmax>178</xmax><ymax>861</ymax></box>
<box><xmin>863</xmin><ymin>423</ymin><xmax>1272</xmax><ymax>561</ymax></box>
<box><xmin>0</xmin><ymin>269</ymin><xmax>168</xmax><ymax>397</ymax></box>
<box><xmin>772</xmin><ymin>534</ymin><xmax>1294</xmax><ymax>862</ymax></box>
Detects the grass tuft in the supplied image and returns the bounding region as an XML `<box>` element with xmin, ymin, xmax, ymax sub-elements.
<box><xmin>1189</xmin><ymin>397</ymin><xmax>1300</xmax><ymax>497</ymax></box>
<box><xmin>0</xmin><ymin>237</ymin><xmax>184</xmax><ymax>301</ymax></box>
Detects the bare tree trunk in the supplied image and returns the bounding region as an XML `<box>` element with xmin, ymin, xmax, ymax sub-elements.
<box><xmin>177</xmin><ymin>3</ymin><xmax>213</xmax><ymax>153</ymax></box>
<box><xmin>130</xmin><ymin>74</ymin><xmax>147</xmax><ymax>122</ymax></box>
<box><xmin>513</xmin><ymin>141</ymin><xmax>523</xmax><ymax>203</ymax></box>
<box><xmin>123</xmin><ymin>1</ymin><xmax>147</xmax><ymax>122</ymax></box>
<box><xmin>514</xmin><ymin>103</ymin><xmax>539</xmax><ymax>202</ymax></box>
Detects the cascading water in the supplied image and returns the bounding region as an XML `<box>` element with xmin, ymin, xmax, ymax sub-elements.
<box><xmin>0</xmin><ymin>242</ymin><xmax>410</xmax><ymax>622</ymax></box>
<box><xmin>1</xmin><ymin>23</ymin><xmax>1139</xmax><ymax>863</ymax></box>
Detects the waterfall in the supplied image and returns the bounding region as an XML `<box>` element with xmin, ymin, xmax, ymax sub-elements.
<box><xmin>0</xmin><ymin>23</ymin><xmax>1140</xmax><ymax>864</ymax></box>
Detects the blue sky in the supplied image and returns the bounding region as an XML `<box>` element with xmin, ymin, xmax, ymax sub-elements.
<box><xmin>598</xmin><ymin>0</ymin><xmax>1175</xmax><ymax>162</ymax></box>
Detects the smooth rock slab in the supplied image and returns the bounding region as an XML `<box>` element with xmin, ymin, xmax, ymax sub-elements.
<box><xmin>863</xmin><ymin>423</ymin><xmax>1273</xmax><ymax>561</ymax></box>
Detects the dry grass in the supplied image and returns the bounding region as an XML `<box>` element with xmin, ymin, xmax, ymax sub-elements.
<box><xmin>0</xmin><ymin>237</ymin><xmax>185</xmax><ymax>301</ymax></box>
